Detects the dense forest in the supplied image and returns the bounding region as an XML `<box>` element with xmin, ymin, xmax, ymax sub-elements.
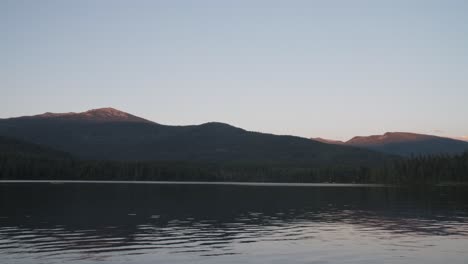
<box><xmin>0</xmin><ymin>136</ymin><xmax>467</xmax><ymax>185</ymax></box>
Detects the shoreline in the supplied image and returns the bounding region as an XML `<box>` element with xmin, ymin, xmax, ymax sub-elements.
<box><xmin>0</xmin><ymin>180</ymin><xmax>390</xmax><ymax>187</ymax></box>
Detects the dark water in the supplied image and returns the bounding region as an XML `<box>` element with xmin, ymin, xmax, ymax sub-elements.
<box><xmin>1</xmin><ymin>183</ymin><xmax>468</xmax><ymax>264</ymax></box>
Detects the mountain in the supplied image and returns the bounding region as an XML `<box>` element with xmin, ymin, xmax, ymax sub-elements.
<box><xmin>343</xmin><ymin>132</ymin><xmax>468</xmax><ymax>156</ymax></box>
<box><xmin>26</xmin><ymin>107</ymin><xmax>151</xmax><ymax>123</ymax></box>
<box><xmin>0</xmin><ymin>108</ymin><xmax>389</xmax><ymax>166</ymax></box>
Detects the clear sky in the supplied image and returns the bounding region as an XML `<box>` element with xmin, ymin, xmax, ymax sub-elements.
<box><xmin>2</xmin><ymin>0</ymin><xmax>467</xmax><ymax>140</ymax></box>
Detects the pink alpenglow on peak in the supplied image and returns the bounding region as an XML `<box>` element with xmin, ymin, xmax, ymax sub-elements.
<box><xmin>33</xmin><ymin>107</ymin><xmax>152</xmax><ymax>123</ymax></box>
<box><xmin>312</xmin><ymin>132</ymin><xmax>468</xmax><ymax>156</ymax></box>
<box><xmin>345</xmin><ymin>132</ymin><xmax>434</xmax><ymax>146</ymax></box>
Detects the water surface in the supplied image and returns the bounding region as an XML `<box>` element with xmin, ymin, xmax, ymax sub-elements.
<box><xmin>1</xmin><ymin>182</ymin><xmax>468</xmax><ymax>263</ymax></box>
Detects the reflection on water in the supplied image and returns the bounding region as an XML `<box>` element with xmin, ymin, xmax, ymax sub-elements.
<box><xmin>1</xmin><ymin>183</ymin><xmax>468</xmax><ymax>263</ymax></box>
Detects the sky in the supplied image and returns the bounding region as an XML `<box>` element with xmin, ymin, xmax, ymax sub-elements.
<box><xmin>1</xmin><ymin>0</ymin><xmax>468</xmax><ymax>140</ymax></box>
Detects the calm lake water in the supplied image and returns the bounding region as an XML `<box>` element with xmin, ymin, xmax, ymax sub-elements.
<box><xmin>1</xmin><ymin>182</ymin><xmax>468</xmax><ymax>264</ymax></box>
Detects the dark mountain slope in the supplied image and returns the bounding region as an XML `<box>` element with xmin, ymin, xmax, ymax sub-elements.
<box><xmin>0</xmin><ymin>108</ymin><xmax>389</xmax><ymax>166</ymax></box>
<box><xmin>0</xmin><ymin>136</ymin><xmax>70</xmax><ymax>159</ymax></box>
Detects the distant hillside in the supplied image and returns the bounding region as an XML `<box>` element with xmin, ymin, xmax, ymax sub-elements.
<box><xmin>0</xmin><ymin>136</ymin><xmax>70</xmax><ymax>159</ymax></box>
<box><xmin>344</xmin><ymin>132</ymin><xmax>468</xmax><ymax>156</ymax></box>
<box><xmin>1</xmin><ymin>135</ymin><xmax>466</xmax><ymax>185</ymax></box>
<box><xmin>0</xmin><ymin>108</ymin><xmax>389</xmax><ymax>166</ymax></box>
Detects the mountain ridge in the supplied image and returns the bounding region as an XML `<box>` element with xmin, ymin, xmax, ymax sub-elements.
<box><xmin>347</xmin><ymin>132</ymin><xmax>435</xmax><ymax>145</ymax></box>
<box><xmin>313</xmin><ymin>132</ymin><xmax>468</xmax><ymax>156</ymax></box>
<box><xmin>0</xmin><ymin>107</ymin><xmax>389</xmax><ymax>166</ymax></box>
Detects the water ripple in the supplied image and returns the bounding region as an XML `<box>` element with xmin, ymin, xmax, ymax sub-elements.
<box><xmin>1</xmin><ymin>183</ymin><xmax>468</xmax><ymax>263</ymax></box>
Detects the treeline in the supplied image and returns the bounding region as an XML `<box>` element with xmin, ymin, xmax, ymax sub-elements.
<box><xmin>0</xmin><ymin>152</ymin><xmax>374</xmax><ymax>183</ymax></box>
<box><xmin>381</xmin><ymin>153</ymin><xmax>468</xmax><ymax>185</ymax></box>
<box><xmin>1</xmin><ymin>149</ymin><xmax>468</xmax><ymax>185</ymax></box>
<box><xmin>1</xmin><ymin>136</ymin><xmax>467</xmax><ymax>184</ymax></box>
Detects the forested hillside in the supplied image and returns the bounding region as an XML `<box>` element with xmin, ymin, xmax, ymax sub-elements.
<box><xmin>1</xmin><ymin>136</ymin><xmax>467</xmax><ymax>185</ymax></box>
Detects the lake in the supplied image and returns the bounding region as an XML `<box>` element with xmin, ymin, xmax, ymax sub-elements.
<box><xmin>1</xmin><ymin>182</ymin><xmax>468</xmax><ymax>264</ymax></box>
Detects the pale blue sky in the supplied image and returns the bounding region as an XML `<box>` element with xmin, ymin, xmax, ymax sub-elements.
<box><xmin>1</xmin><ymin>0</ymin><xmax>467</xmax><ymax>140</ymax></box>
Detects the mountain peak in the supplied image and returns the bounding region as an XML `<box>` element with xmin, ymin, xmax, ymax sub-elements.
<box><xmin>343</xmin><ymin>132</ymin><xmax>468</xmax><ymax>156</ymax></box>
<box><xmin>346</xmin><ymin>132</ymin><xmax>433</xmax><ymax>145</ymax></box>
<box><xmin>86</xmin><ymin>107</ymin><xmax>120</xmax><ymax>113</ymax></box>
<box><xmin>83</xmin><ymin>107</ymin><xmax>134</xmax><ymax>118</ymax></box>
<box><xmin>34</xmin><ymin>107</ymin><xmax>151</xmax><ymax>123</ymax></box>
